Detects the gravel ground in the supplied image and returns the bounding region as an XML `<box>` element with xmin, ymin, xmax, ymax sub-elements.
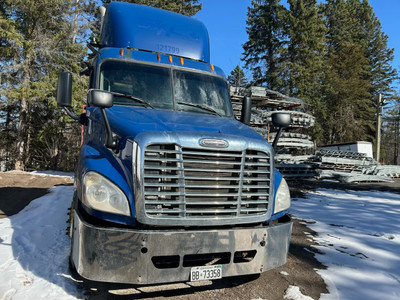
<box><xmin>0</xmin><ymin>171</ymin><xmax>330</xmax><ymax>299</ymax></box>
<box><xmin>0</xmin><ymin>171</ymin><xmax>73</xmax><ymax>218</ymax></box>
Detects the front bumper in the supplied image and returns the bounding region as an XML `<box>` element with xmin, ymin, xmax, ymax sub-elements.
<box><xmin>71</xmin><ymin>211</ymin><xmax>292</xmax><ymax>285</ymax></box>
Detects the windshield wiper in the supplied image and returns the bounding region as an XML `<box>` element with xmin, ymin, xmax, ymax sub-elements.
<box><xmin>110</xmin><ymin>91</ymin><xmax>154</xmax><ymax>108</ymax></box>
<box><xmin>177</xmin><ymin>101</ymin><xmax>222</xmax><ymax>117</ymax></box>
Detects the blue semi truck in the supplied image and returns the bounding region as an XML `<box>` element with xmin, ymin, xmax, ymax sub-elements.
<box><xmin>56</xmin><ymin>1</ymin><xmax>292</xmax><ymax>286</ymax></box>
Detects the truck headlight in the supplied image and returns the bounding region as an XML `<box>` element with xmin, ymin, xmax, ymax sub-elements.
<box><xmin>274</xmin><ymin>177</ymin><xmax>291</xmax><ymax>214</ymax></box>
<box><xmin>83</xmin><ymin>171</ymin><xmax>130</xmax><ymax>216</ymax></box>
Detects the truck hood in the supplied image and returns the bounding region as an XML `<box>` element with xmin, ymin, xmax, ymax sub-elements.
<box><xmin>105</xmin><ymin>106</ymin><xmax>264</xmax><ymax>142</ymax></box>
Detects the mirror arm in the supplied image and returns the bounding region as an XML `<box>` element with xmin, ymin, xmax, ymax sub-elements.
<box><xmin>63</xmin><ymin>107</ymin><xmax>87</xmax><ymax>125</ymax></box>
<box><xmin>100</xmin><ymin>108</ymin><xmax>118</xmax><ymax>150</ymax></box>
<box><xmin>272</xmin><ymin>127</ymin><xmax>283</xmax><ymax>151</ymax></box>
<box><xmin>64</xmin><ymin>107</ymin><xmax>80</xmax><ymax>121</ymax></box>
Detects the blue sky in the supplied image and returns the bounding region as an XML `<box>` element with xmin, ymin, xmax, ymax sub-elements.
<box><xmin>196</xmin><ymin>0</ymin><xmax>399</xmax><ymax>88</ymax></box>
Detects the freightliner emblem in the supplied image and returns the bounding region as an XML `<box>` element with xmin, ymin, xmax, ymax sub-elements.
<box><xmin>199</xmin><ymin>138</ymin><xmax>229</xmax><ymax>148</ymax></box>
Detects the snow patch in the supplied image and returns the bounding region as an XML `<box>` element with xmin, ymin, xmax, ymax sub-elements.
<box><xmin>0</xmin><ymin>186</ymin><xmax>83</xmax><ymax>299</ymax></box>
<box><xmin>291</xmin><ymin>189</ymin><xmax>400</xmax><ymax>300</ymax></box>
<box><xmin>284</xmin><ymin>285</ymin><xmax>314</xmax><ymax>300</ymax></box>
<box><xmin>280</xmin><ymin>271</ymin><xmax>289</xmax><ymax>276</ymax></box>
<box><xmin>30</xmin><ymin>170</ymin><xmax>74</xmax><ymax>178</ymax></box>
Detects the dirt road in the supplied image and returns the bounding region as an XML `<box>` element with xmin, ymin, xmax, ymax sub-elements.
<box><xmin>0</xmin><ymin>171</ymin><xmax>73</xmax><ymax>218</ymax></box>
<box><xmin>0</xmin><ymin>185</ymin><xmax>49</xmax><ymax>218</ymax></box>
<box><xmin>0</xmin><ymin>171</ymin><xmax>328</xmax><ymax>299</ymax></box>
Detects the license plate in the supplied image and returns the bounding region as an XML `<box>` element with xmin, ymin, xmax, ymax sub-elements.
<box><xmin>190</xmin><ymin>265</ymin><xmax>222</xmax><ymax>282</ymax></box>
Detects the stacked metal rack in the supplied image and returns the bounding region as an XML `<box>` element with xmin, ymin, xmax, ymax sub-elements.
<box><xmin>313</xmin><ymin>149</ymin><xmax>400</xmax><ymax>183</ymax></box>
<box><xmin>230</xmin><ymin>86</ymin><xmax>316</xmax><ymax>179</ymax></box>
<box><xmin>231</xmin><ymin>86</ymin><xmax>400</xmax><ymax>182</ymax></box>
<box><xmin>315</xmin><ymin>149</ymin><xmax>375</xmax><ymax>171</ymax></box>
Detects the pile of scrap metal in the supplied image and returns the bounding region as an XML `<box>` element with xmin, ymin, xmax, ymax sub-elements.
<box><xmin>230</xmin><ymin>86</ymin><xmax>317</xmax><ymax>179</ymax></box>
<box><xmin>313</xmin><ymin>149</ymin><xmax>400</xmax><ymax>183</ymax></box>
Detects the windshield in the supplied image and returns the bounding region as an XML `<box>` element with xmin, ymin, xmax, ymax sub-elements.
<box><xmin>174</xmin><ymin>70</ymin><xmax>231</xmax><ymax>116</ymax></box>
<box><xmin>99</xmin><ymin>60</ymin><xmax>232</xmax><ymax>117</ymax></box>
<box><xmin>100</xmin><ymin>61</ymin><xmax>173</xmax><ymax>109</ymax></box>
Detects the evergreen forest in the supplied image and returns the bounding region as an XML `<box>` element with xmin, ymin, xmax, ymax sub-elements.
<box><xmin>0</xmin><ymin>0</ymin><xmax>398</xmax><ymax>172</ymax></box>
<box><xmin>242</xmin><ymin>0</ymin><xmax>399</xmax><ymax>164</ymax></box>
<box><xmin>0</xmin><ymin>0</ymin><xmax>202</xmax><ymax>171</ymax></box>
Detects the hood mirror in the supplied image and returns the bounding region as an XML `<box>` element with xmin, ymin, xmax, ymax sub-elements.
<box><xmin>271</xmin><ymin>112</ymin><xmax>292</xmax><ymax>151</ymax></box>
<box><xmin>87</xmin><ymin>89</ymin><xmax>113</xmax><ymax>108</ymax></box>
<box><xmin>271</xmin><ymin>112</ymin><xmax>292</xmax><ymax>128</ymax></box>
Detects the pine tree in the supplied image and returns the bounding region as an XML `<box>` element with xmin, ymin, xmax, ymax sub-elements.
<box><xmin>0</xmin><ymin>0</ymin><xmax>87</xmax><ymax>170</ymax></box>
<box><xmin>355</xmin><ymin>0</ymin><xmax>397</xmax><ymax>145</ymax></box>
<box><xmin>227</xmin><ymin>65</ymin><xmax>249</xmax><ymax>87</ymax></box>
<box><xmin>285</xmin><ymin>0</ymin><xmax>327</xmax><ymax>142</ymax></box>
<box><xmin>242</xmin><ymin>0</ymin><xmax>287</xmax><ymax>90</ymax></box>
<box><xmin>323</xmin><ymin>41</ymin><xmax>371</xmax><ymax>143</ymax></box>
<box><xmin>381</xmin><ymin>95</ymin><xmax>400</xmax><ymax>165</ymax></box>
<box><xmin>321</xmin><ymin>0</ymin><xmax>397</xmax><ymax>144</ymax></box>
<box><xmin>285</xmin><ymin>0</ymin><xmax>326</xmax><ymax>96</ymax></box>
<box><xmin>321</xmin><ymin>0</ymin><xmax>371</xmax><ymax>144</ymax></box>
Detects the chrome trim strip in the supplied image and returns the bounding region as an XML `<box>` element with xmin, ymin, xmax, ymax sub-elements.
<box><xmin>236</xmin><ymin>150</ymin><xmax>246</xmax><ymax>216</ymax></box>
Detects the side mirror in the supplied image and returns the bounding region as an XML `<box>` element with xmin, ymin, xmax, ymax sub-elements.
<box><xmin>56</xmin><ymin>72</ymin><xmax>84</xmax><ymax>123</ymax></box>
<box><xmin>271</xmin><ymin>112</ymin><xmax>292</xmax><ymax>152</ymax></box>
<box><xmin>87</xmin><ymin>89</ymin><xmax>117</xmax><ymax>150</ymax></box>
<box><xmin>240</xmin><ymin>96</ymin><xmax>252</xmax><ymax>125</ymax></box>
<box><xmin>56</xmin><ymin>72</ymin><xmax>73</xmax><ymax>107</ymax></box>
<box><xmin>87</xmin><ymin>89</ymin><xmax>113</xmax><ymax>108</ymax></box>
<box><xmin>271</xmin><ymin>112</ymin><xmax>292</xmax><ymax>128</ymax></box>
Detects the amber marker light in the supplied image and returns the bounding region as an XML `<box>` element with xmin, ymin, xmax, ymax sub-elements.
<box><xmin>157</xmin><ymin>54</ymin><xmax>161</xmax><ymax>62</ymax></box>
<box><xmin>169</xmin><ymin>56</ymin><xmax>173</xmax><ymax>63</ymax></box>
<box><xmin>210</xmin><ymin>64</ymin><xmax>215</xmax><ymax>72</ymax></box>
<box><xmin>180</xmin><ymin>58</ymin><xmax>184</xmax><ymax>65</ymax></box>
<box><xmin>119</xmin><ymin>48</ymin><xmax>124</xmax><ymax>56</ymax></box>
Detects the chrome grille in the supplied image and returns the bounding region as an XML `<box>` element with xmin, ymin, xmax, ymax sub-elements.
<box><xmin>143</xmin><ymin>144</ymin><xmax>271</xmax><ymax>220</ymax></box>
